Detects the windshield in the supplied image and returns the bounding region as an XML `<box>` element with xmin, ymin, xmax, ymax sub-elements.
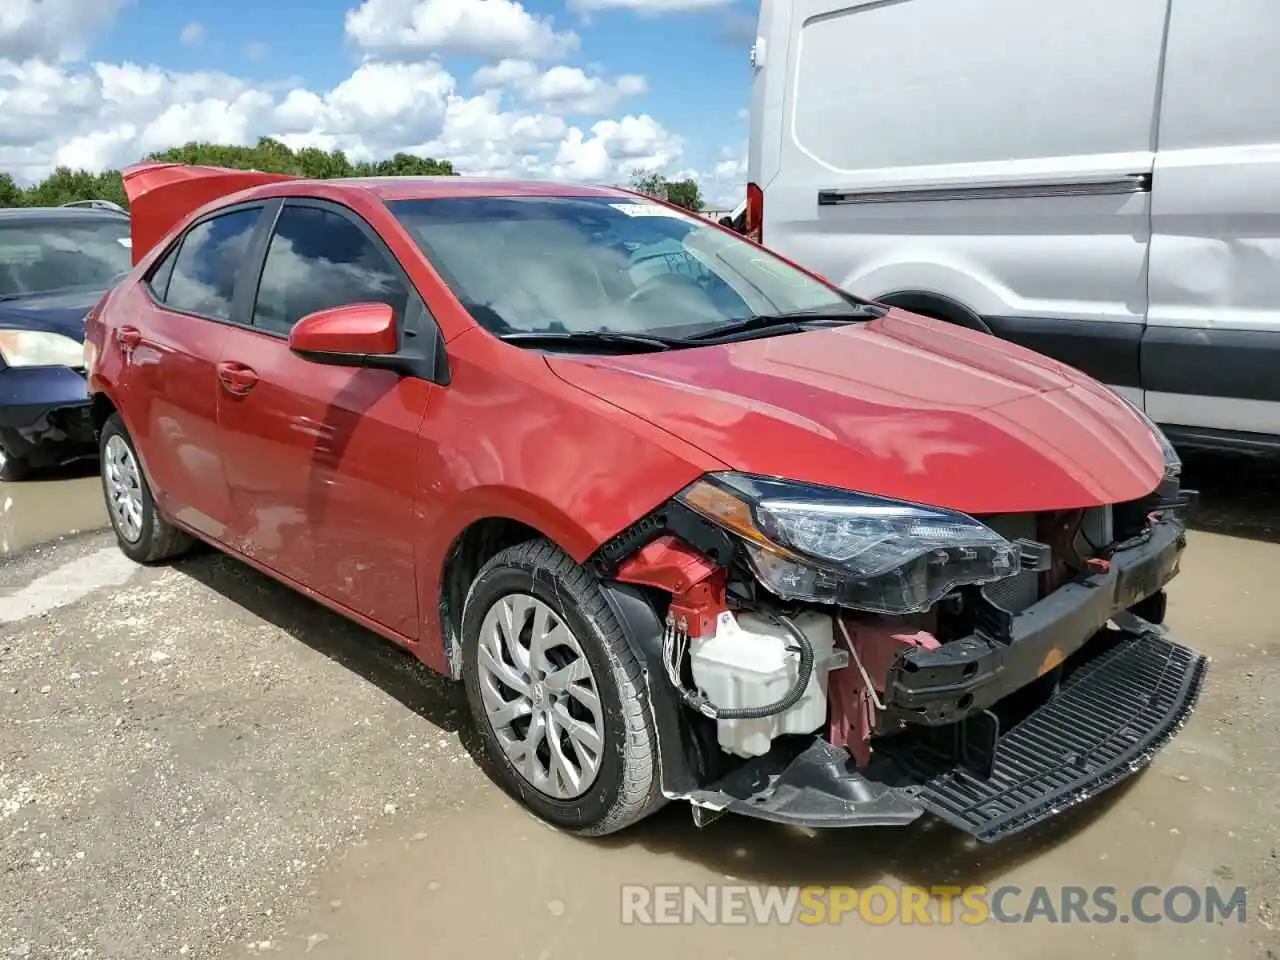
<box><xmin>0</xmin><ymin>218</ymin><xmax>133</xmax><ymax>299</ymax></box>
<box><xmin>389</xmin><ymin>195</ymin><xmax>861</xmax><ymax>340</ymax></box>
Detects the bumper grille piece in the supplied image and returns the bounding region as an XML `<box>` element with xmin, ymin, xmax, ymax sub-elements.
<box><xmin>898</xmin><ymin>629</ymin><xmax>1207</xmax><ymax>842</ymax></box>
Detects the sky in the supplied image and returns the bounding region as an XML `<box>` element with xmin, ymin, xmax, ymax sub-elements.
<box><xmin>0</xmin><ymin>0</ymin><xmax>756</xmax><ymax>207</ymax></box>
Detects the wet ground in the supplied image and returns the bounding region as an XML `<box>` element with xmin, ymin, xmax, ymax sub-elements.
<box><xmin>0</xmin><ymin>450</ymin><xmax>1277</xmax><ymax>960</ymax></box>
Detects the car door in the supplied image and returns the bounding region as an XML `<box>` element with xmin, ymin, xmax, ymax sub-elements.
<box><xmin>111</xmin><ymin>202</ymin><xmax>271</xmax><ymax>540</ymax></box>
<box><xmin>215</xmin><ymin>198</ymin><xmax>435</xmax><ymax>639</ymax></box>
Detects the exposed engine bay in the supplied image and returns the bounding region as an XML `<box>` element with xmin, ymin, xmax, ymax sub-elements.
<box><xmin>588</xmin><ymin>449</ymin><xmax>1207</xmax><ymax>842</ymax></box>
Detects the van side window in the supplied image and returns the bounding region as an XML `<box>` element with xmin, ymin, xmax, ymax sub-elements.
<box><xmin>250</xmin><ymin>205</ymin><xmax>409</xmax><ymax>336</ymax></box>
<box><xmin>164</xmin><ymin>208</ymin><xmax>264</xmax><ymax>320</ymax></box>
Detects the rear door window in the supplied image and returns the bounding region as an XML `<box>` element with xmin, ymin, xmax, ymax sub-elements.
<box><xmin>250</xmin><ymin>204</ymin><xmax>409</xmax><ymax>336</ymax></box>
<box><xmin>164</xmin><ymin>208</ymin><xmax>263</xmax><ymax>320</ymax></box>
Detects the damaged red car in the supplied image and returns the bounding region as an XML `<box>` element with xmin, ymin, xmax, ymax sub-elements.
<box><xmin>83</xmin><ymin>163</ymin><xmax>1206</xmax><ymax>842</ymax></box>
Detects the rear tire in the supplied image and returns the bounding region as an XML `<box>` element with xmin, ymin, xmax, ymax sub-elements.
<box><xmin>99</xmin><ymin>414</ymin><xmax>193</xmax><ymax>564</ymax></box>
<box><xmin>461</xmin><ymin>538</ymin><xmax>665</xmax><ymax>836</ymax></box>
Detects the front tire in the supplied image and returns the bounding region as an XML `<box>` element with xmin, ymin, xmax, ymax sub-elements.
<box><xmin>99</xmin><ymin>414</ymin><xmax>193</xmax><ymax>564</ymax></box>
<box><xmin>461</xmin><ymin>538</ymin><xmax>665</xmax><ymax>836</ymax></box>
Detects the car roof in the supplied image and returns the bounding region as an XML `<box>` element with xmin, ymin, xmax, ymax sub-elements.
<box><xmin>0</xmin><ymin>206</ymin><xmax>129</xmax><ymax>223</ymax></box>
<box><xmin>247</xmin><ymin>176</ymin><xmax>634</xmax><ymax>203</ymax></box>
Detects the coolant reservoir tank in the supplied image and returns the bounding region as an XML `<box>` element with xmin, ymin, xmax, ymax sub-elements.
<box><xmin>689</xmin><ymin>610</ymin><xmax>841</xmax><ymax>759</ymax></box>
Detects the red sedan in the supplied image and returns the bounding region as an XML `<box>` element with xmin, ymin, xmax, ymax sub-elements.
<box><xmin>83</xmin><ymin>163</ymin><xmax>1205</xmax><ymax>841</ymax></box>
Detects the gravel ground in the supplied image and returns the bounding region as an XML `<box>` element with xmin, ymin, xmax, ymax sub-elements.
<box><xmin>0</xmin><ymin>448</ymin><xmax>1277</xmax><ymax>960</ymax></box>
<box><xmin>2</xmin><ymin>536</ymin><xmax>486</xmax><ymax>959</ymax></box>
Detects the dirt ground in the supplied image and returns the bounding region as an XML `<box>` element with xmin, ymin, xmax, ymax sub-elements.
<box><xmin>0</xmin><ymin>452</ymin><xmax>1277</xmax><ymax>960</ymax></box>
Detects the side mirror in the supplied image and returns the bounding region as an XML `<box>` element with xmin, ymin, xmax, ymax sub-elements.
<box><xmin>289</xmin><ymin>302</ymin><xmax>398</xmax><ymax>363</ymax></box>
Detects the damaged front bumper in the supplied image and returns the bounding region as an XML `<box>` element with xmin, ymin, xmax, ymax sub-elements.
<box><xmin>0</xmin><ymin>364</ymin><xmax>95</xmax><ymax>468</ymax></box>
<box><xmin>675</xmin><ymin>515</ymin><xmax>1209</xmax><ymax>843</ymax></box>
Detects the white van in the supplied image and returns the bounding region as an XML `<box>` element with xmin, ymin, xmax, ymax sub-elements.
<box><xmin>746</xmin><ymin>0</ymin><xmax>1280</xmax><ymax>453</ymax></box>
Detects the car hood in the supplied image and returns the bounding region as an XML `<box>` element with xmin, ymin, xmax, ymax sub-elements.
<box><xmin>545</xmin><ymin>311</ymin><xmax>1166</xmax><ymax>515</ymax></box>
<box><xmin>0</xmin><ymin>289</ymin><xmax>104</xmax><ymax>342</ymax></box>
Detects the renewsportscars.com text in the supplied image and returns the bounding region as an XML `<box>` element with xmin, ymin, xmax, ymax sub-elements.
<box><xmin>620</xmin><ymin>884</ymin><xmax>1249</xmax><ymax>926</ymax></box>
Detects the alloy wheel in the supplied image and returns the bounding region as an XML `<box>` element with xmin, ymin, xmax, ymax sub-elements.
<box><xmin>103</xmin><ymin>434</ymin><xmax>144</xmax><ymax>543</ymax></box>
<box><xmin>475</xmin><ymin>593</ymin><xmax>605</xmax><ymax>800</ymax></box>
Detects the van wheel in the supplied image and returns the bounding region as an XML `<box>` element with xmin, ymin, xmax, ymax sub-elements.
<box><xmin>99</xmin><ymin>414</ymin><xmax>193</xmax><ymax>564</ymax></box>
<box><xmin>461</xmin><ymin>538</ymin><xmax>665</xmax><ymax>836</ymax></box>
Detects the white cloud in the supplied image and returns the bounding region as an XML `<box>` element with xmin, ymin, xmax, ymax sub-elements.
<box><xmin>244</xmin><ymin>41</ymin><xmax>270</xmax><ymax>61</ymax></box>
<box><xmin>472</xmin><ymin>58</ymin><xmax>538</xmax><ymax>89</ymax></box>
<box><xmin>700</xmin><ymin>142</ymin><xmax>747</xmax><ymax>207</ymax></box>
<box><xmin>345</xmin><ymin>0</ymin><xmax>579</xmax><ymax>61</ymax></box>
<box><xmin>0</xmin><ymin>56</ymin><xmax>685</xmax><ymax>188</ymax></box>
<box><xmin>551</xmin><ymin>115</ymin><xmax>682</xmax><ymax>182</ymax></box>
<box><xmin>179</xmin><ymin>22</ymin><xmax>205</xmax><ymax>46</ymax></box>
<box><xmin>474</xmin><ymin>61</ymin><xmax>646</xmax><ymax>116</ymax></box>
<box><xmin>568</xmin><ymin>0</ymin><xmax>736</xmax><ymax>13</ymax></box>
<box><xmin>0</xmin><ymin>0</ymin><xmax>126</xmax><ymax>62</ymax></box>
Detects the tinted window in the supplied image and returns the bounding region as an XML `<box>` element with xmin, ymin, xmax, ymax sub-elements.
<box><xmin>251</xmin><ymin>205</ymin><xmax>408</xmax><ymax>335</ymax></box>
<box><xmin>0</xmin><ymin>218</ymin><xmax>132</xmax><ymax>299</ymax></box>
<box><xmin>165</xmin><ymin>208</ymin><xmax>263</xmax><ymax>320</ymax></box>
<box><xmin>147</xmin><ymin>244</ymin><xmax>178</xmax><ymax>300</ymax></box>
<box><xmin>390</xmin><ymin>196</ymin><xmax>856</xmax><ymax>340</ymax></box>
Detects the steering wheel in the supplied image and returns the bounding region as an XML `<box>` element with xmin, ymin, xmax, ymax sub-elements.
<box><xmin>623</xmin><ymin>272</ymin><xmax>706</xmax><ymax>308</ymax></box>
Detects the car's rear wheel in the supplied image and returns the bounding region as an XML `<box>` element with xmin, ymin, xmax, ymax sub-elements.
<box><xmin>99</xmin><ymin>414</ymin><xmax>193</xmax><ymax>564</ymax></box>
<box><xmin>461</xmin><ymin>538</ymin><xmax>665</xmax><ymax>835</ymax></box>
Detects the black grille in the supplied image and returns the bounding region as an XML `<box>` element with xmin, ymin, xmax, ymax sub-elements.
<box><xmin>897</xmin><ymin>631</ymin><xmax>1207</xmax><ymax>842</ymax></box>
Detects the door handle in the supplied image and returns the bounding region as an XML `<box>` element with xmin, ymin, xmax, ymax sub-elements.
<box><xmin>117</xmin><ymin>326</ymin><xmax>142</xmax><ymax>349</ymax></box>
<box><xmin>217</xmin><ymin>361</ymin><xmax>259</xmax><ymax>396</ymax></box>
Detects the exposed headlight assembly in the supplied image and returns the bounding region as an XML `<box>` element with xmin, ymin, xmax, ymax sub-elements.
<box><xmin>678</xmin><ymin>473</ymin><xmax>1021</xmax><ymax>615</ymax></box>
<box><xmin>0</xmin><ymin>329</ymin><xmax>83</xmax><ymax>368</ymax></box>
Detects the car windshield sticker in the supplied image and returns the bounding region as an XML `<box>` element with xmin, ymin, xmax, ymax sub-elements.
<box><xmin>609</xmin><ymin>203</ymin><xmax>692</xmax><ymax>220</ymax></box>
<box><xmin>117</xmin><ymin>237</ymin><xmax>132</xmax><ymax>248</ymax></box>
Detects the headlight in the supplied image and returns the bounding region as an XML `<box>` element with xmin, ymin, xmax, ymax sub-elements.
<box><xmin>677</xmin><ymin>473</ymin><xmax>1021</xmax><ymax>615</ymax></box>
<box><xmin>0</xmin><ymin>330</ymin><xmax>83</xmax><ymax>368</ymax></box>
<box><xmin>1114</xmin><ymin>392</ymin><xmax>1180</xmax><ymax>480</ymax></box>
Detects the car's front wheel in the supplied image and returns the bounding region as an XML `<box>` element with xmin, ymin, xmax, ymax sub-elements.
<box><xmin>99</xmin><ymin>414</ymin><xmax>193</xmax><ymax>564</ymax></box>
<box><xmin>461</xmin><ymin>539</ymin><xmax>665</xmax><ymax>835</ymax></box>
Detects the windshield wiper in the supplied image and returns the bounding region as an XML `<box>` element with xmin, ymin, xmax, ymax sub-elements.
<box><xmin>497</xmin><ymin>330</ymin><xmax>683</xmax><ymax>352</ymax></box>
<box><xmin>683</xmin><ymin>305</ymin><xmax>884</xmax><ymax>342</ymax></box>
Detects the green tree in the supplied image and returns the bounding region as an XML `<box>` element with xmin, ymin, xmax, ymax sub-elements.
<box><xmin>664</xmin><ymin>178</ymin><xmax>704</xmax><ymax>213</ymax></box>
<box><xmin>629</xmin><ymin>169</ymin><xmax>667</xmax><ymax>199</ymax></box>
<box><xmin>0</xmin><ymin>173</ymin><xmax>25</xmax><ymax>208</ymax></box>
<box><xmin>3</xmin><ymin>138</ymin><xmax>458</xmax><ymax>209</ymax></box>
<box><xmin>627</xmin><ymin>170</ymin><xmax>704</xmax><ymax>213</ymax></box>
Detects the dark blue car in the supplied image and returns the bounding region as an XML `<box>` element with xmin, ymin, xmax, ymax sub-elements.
<box><xmin>0</xmin><ymin>203</ymin><xmax>133</xmax><ymax>480</ymax></box>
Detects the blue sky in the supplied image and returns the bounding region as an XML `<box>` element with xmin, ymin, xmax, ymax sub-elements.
<box><xmin>1</xmin><ymin>0</ymin><xmax>759</xmax><ymax>207</ymax></box>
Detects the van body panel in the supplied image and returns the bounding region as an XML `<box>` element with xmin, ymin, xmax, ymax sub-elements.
<box><xmin>1144</xmin><ymin>0</ymin><xmax>1280</xmax><ymax>434</ymax></box>
<box><xmin>759</xmin><ymin>0</ymin><xmax>1168</xmax><ymax>398</ymax></box>
<box><xmin>753</xmin><ymin>0</ymin><xmax>1280</xmax><ymax>444</ymax></box>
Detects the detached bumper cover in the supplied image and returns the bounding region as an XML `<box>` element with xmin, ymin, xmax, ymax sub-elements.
<box><xmin>684</xmin><ymin>517</ymin><xmax>1207</xmax><ymax>841</ymax></box>
<box><xmin>690</xmin><ymin>623</ymin><xmax>1206</xmax><ymax>841</ymax></box>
